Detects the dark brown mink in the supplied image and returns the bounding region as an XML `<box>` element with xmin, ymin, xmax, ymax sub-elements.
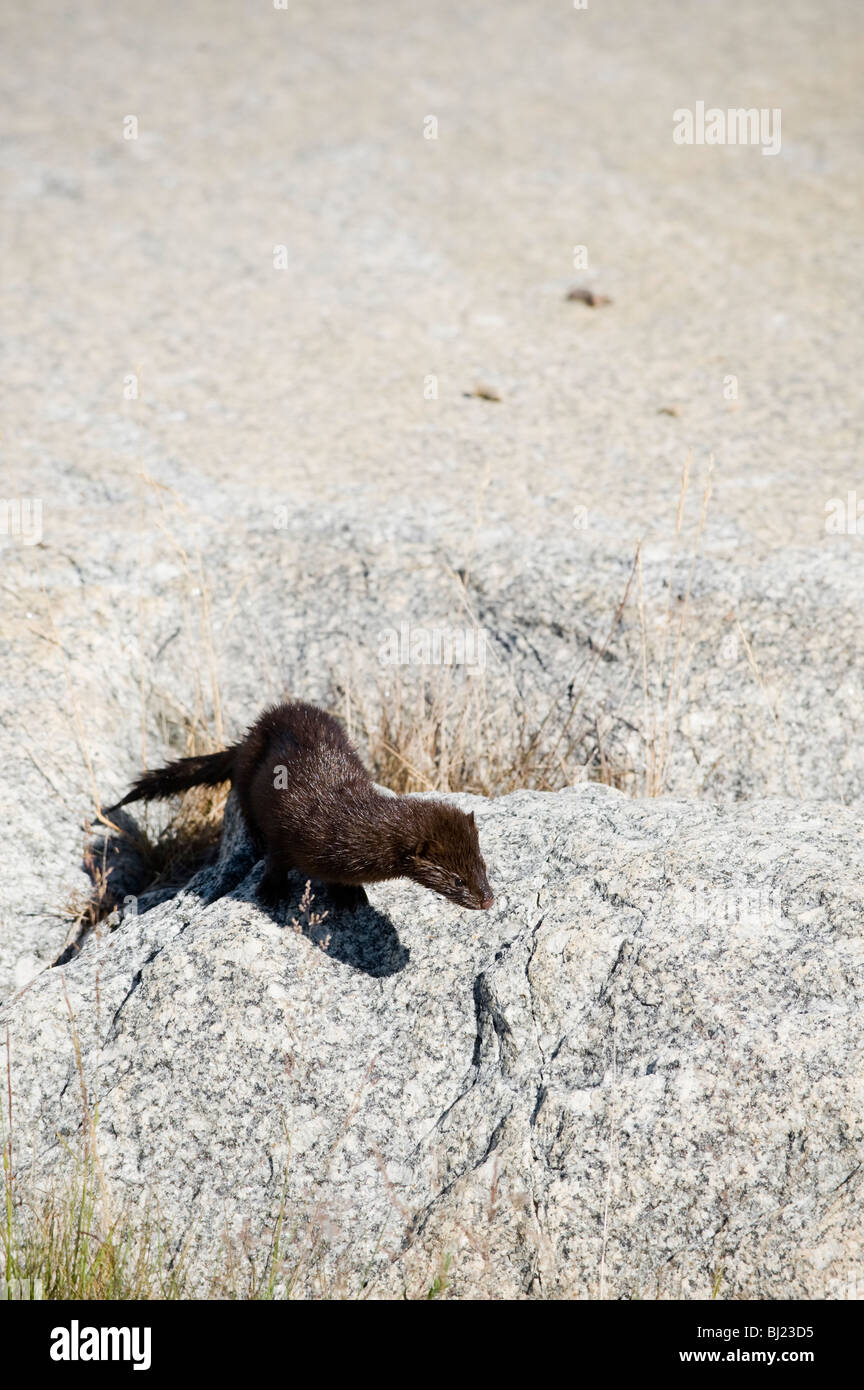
<box><xmin>109</xmin><ymin>701</ymin><xmax>495</xmax><ymax>913</ymax></box>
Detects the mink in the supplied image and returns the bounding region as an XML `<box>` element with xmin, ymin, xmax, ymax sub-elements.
<box><xmin>109</xmin><ymin>701</ymin><xmax>495</xmax><ymax>913</ymax></box>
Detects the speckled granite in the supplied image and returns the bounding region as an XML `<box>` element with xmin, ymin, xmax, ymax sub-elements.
<box><xmin>3</xmin><ymin>788</ymin><xmax>862</xmax><ymax>1298</ymax></box>
<box><xmin>1</xmin><ymin>0</ymin><xmax>862</xmax><ymax>997</ymax></box>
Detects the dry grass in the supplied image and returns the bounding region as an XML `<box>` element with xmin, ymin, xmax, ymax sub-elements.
<box><xmin>336</xmin><ymin>543</ymin><xmax>640</xmax><ymax>797</ymax></box>
<box><xmin>337</xmin><ymin>456</ymin><xmax>720</xmax><ymax>801</ymax></box>
<box><xmin>57</xmin><ymin>722</ymin><xmax>229</xmax><ymax>967</ymax></box>
<box><xmin>56</xmin><ymin>840</ymin><xmax>116</xmax><ymax>966</ymax></box>
<box><xmin>121</xmin><ymin>729</ymin><xmax>230</xmax><ymax>895</ymax></box>
<box><xmin>336</xmin><ymin>556</ymin><xmax>640</xmax><ymax>797</ymax></box>
<box><xmin>338</xmin><ymin>664</ymin><xmax>634</xmax><ymax>797</ymax></box>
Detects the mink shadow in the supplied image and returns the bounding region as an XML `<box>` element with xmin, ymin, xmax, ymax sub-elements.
<box><xmin>231</xmin><ymin>873</ymin><xmax>411</xmax><ymax>979</ymax></box>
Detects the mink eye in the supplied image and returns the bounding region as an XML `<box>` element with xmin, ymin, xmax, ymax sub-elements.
<box><xmin>452</xmin><ymin>874</ymin><xmax>464</xmax><ymax>887</ymax></box>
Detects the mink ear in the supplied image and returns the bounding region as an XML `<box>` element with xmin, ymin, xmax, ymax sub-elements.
<box><xmin>413</xmin><ymin>839</ymin><xmax>431</xmax><ymax>862</ymax></box>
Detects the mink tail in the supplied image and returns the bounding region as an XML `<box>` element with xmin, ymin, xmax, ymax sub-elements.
<box><xmin>108</xmin><ymin>747</ymin><xmax>237</xmax><ymax>810</ymax></box>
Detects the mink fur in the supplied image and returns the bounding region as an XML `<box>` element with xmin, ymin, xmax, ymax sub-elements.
<box><xmin>110</xmin><ymin>701</ymin><xmax>495</xmax><ymax>913</ymax></box>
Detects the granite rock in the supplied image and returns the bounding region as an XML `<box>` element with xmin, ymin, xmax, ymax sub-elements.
<box><xmin>3</xmin><ymin>787</ymin><xmax>862</xmax><ymax>1299</ymax></box>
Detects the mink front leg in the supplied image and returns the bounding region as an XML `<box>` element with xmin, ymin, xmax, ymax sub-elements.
<box><xmin>258</xmin><ymin>854</ymin><xmax>291</xmax><ymax>909</ymax></box>
<box><xmin>327</xmin><ymin>883</ymin><xmax>369</xmax><ymax>911</ymax></box>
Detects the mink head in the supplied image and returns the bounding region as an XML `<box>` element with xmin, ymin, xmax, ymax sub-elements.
<box><xmin>408</xmin><ymin>805</ymin><xmax>494</xmax><ymax>911</ymax></box>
